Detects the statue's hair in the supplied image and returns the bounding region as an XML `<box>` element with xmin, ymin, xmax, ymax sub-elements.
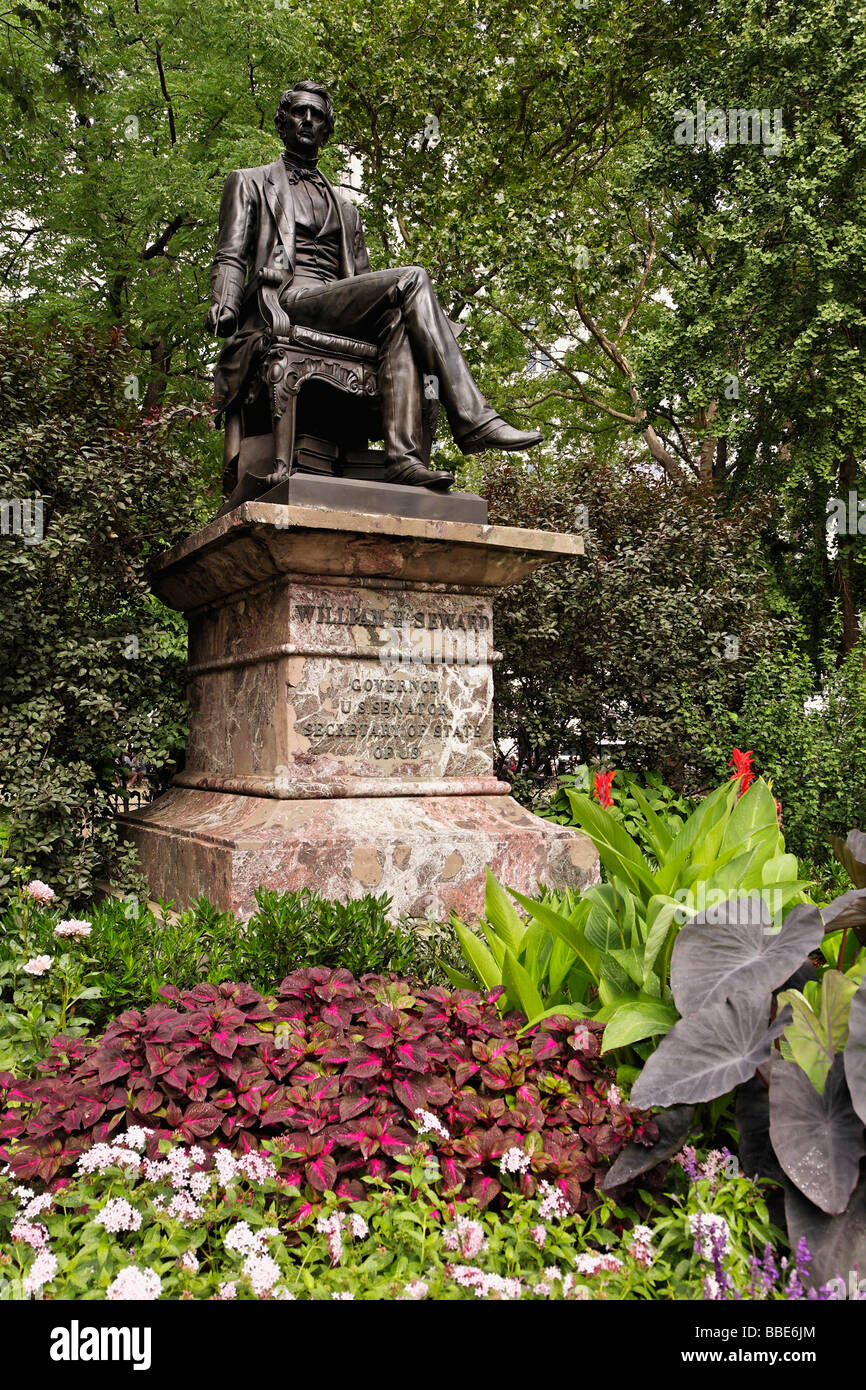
<box><xmin>275</xmin><ymin>81</ymin><xmax>334</xmax><ymax>142</ymax></box>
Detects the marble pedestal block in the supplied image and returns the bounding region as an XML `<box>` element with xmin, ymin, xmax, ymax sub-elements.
<box><xmin>119</xmin><ymin>499</ymin><xmax>597</xmax><ymax>918</ymax></box>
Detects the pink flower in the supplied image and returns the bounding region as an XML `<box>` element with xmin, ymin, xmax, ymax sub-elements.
<box><xmin>316</xmin><ymin>1211</ymin><xmax>343</xmax><ymax>1265</ymax></box>
<box><xmin>404</xmin><ymin>1279</ymin><xmax>429</xmax><ymax>1299</ymax></box>
<box><xmin>23</xmin><ymin>1192</ymin><xmax>53</xmax><ymax>1220</ymax></box>
<box><xmin>24</xmin><ymin>880</ymin><xmax>54</xmax><ymax>905</ymax></box>
<box><xmin>627</xmin><ymin>1224</ymin><xmax>655</xmax><ymax>1267</ymax></box>
<box><xmin>573</xmin><ymin>1251</ymin><xmax>622</xmax><ymax>1275</ymax></box>
<box><xmin>443</xmin><ymin>1215</ymin><xmax>487</xmax><ymax>1259</ymax></box>
<box><xmin>23</xmin><ymin>954</ymin><xmax>52</xmax><ymax>976</ymax></box>
<box><xmin>237</xmin><ymin>1151</ymin><xmax>276</xmax><ymax>1184</ymax></box>
<box><xmin>24</xmin><ymin>1249</ymin><xmax>58</xmax><ymax>1294</ymax></box>
<box><xmin>243</xmin><ymin>1252</ymin><xmax>281</xmax><ymax>1295</ymax></box>
<box><xmin>538</xmin><ymin>1180</ymin><xmax>571</xmax><ymax>1222</ymax></box>
<box><xmin>11</xmin><ymin>1217</ymin><xmax>48</xmax><ymax>1249</ymax></box>
<box><xmin>54</xmin><ymin>919</ymin><xmax>91</xmax><ymax>939</ymax></box>
<box><xmin>95</xmin><ymin>1198</ymin><xmax>142</xmax><ymax>1233</ymax></box>
<box><xmin>164</xmin><ymin>1192</ymin><xmax>203</xmax><ymax>1225</ymax></box>
<box><xmin>106</xmin><ymin>1266</ymin><xmax>162</xmax><ymax>1301</ymax></box>
<box><xmin>530</xmin><ymin>1225</ymin><xmax>547</xmax><ymax>1249</ymax></box>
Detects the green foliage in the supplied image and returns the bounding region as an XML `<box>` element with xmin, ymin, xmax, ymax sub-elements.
<box><xmin>683</xmin><ymin>639</ymin><xmax>866</xmax><ymax>867</ymax></box>
<box><xmin>538</xmin><ymin>767</ymin><xmax>696</xmax><ymax>867</ymax></box>
<box><xmin>626</xmin><ymin>0</ymin><xmax>866</xmax><ymax>652</ymax></box>
<box><xmin>84</xmin><ymin>887</ymin><xmax>461</xmax><ymax>1025</ymax></box>
<box><xmin>0</xmin><ymin>878</ymin><xmax>101</xmax><ymax>1074</ymax></box>
<box><xmin>484</xmin><ymin>458</ymin><xmax>790</xmax><ymax>792</ymax></box>
<box><xmin>453</xmin><ymin>775</ymin><xmax>811</xmax><ymax>1064</ymax></box>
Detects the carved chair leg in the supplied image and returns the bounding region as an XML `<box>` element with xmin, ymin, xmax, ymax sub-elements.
<box><xmin>268</xmin><ymin>390</ymin><xmax>298</xmax><ymax>487</ymax></box>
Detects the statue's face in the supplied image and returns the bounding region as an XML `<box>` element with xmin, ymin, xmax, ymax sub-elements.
<box><xmin>282</xmin><ymin>93</ymin><xmax>330</xmax><ymax>157</ymax></box>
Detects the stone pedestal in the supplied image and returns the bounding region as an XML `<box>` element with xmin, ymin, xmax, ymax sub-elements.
<box><xmin>119</xmin><ymin>496</ymin><xmax>597</xmax><ymax>919</ymax></box>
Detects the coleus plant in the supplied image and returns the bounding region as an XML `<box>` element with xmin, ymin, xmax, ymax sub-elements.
<box><xmin>602</xmin><ymin>869</ymin><xmax>866</xmax><ymax>1286</ymax></box>
<box><xmin>450</xmin><ymin>776</ymin><xmax>810</xmax><ymax>1061</ymax></box>
<box><xmin>0</xmin><ymin>970</ymin><xmax>658</xmax><ymax>1214</ymax></box>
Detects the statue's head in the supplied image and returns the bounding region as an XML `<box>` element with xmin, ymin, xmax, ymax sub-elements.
<box><xmin>275</xmin><ymin>81</ymin><xmax>334</xmax><ymax>158</ymax></box>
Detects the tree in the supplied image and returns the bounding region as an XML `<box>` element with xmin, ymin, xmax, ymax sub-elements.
<box><xmin>0</xmin><ymin>315</ymin><xmax>205</xmax><ymax>902</ymax></box>
<box><xmin>483</xmin><ymin>454</ymin><xmax>791</xmax><ymax>791</ymax></box>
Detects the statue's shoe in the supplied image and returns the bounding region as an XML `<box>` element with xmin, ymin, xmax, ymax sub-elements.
<box><xmin>384</xmin><ymin>460</ymin><xmax>455</xmax><ymax>491</ymax></box>
<box><xmin>456</xmin><ymin>417</ymin><xmax>543</xmax><ymax>454</ymax></box>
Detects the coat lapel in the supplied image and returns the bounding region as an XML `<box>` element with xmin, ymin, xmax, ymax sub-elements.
<box><xmin>263</xmin><ymin>159</ymin><xmax>295</xmax><ymax>271</ymax></box>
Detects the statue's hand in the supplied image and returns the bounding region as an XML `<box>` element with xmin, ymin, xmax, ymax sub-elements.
<box><xmin>204</xmin><ymin>304</ymin><xmax>237</xmax><ymax>337</ymax></box>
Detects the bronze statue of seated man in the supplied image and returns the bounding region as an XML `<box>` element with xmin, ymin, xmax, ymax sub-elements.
<box><xmin>204</xmin><ymin>80</ymin><xmax>542</xmax><ymax>494</ymax></box>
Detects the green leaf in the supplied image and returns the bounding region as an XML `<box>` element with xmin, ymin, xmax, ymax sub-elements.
<box><xmin>501</xmin><ymin>945</ymin><xmax>545</xmax><ymax>1022</ymax></box>
<box><xmin>643</xmin><ymin>895</ymin><xmax>682</xmax><ymax>978</ymax></box>
<box><xmin>483</xmin><ymin>868</ymin><xmax>525</xmax><ymax>955</ymax></box>
<box><xmin>609</xmin><ymin>947</ymin><xmax>645</xmax><ymax>987</ymax></box>
<box><xmin>440</xmin><ymin>962</ymin><xmax>477</xmax><ymax>992</ymax></box>
<box><xmin>627</xmin><ymin>780</ymin><xmax>674</xmax><ymax>860</ymax></box>
<box><xmin>452</xmin><ymin>921</ymin><xmax>501</xmax><ymax>992</ymax></box>
<box><xmin>507</xmin><ymin>887</ymin><xmax>601</xmax><ymax>980</ymax></box>
<box><xmin>564</xmin><ymin>792</ymin><xmax>658</xmax><ymax>904</ymax></box>
<box><xmin>602</xmin><ymin>999</ymin><xmax>680</xmax><ymax>1052</ymax></box>
<box><xmin>719</xmin><ymin>778</ymin><xmax>781</xmax><ymax>859</ymax></box>
<box><xmin>779</xmin><ymin>971</ymin><xmax>858</xmax><ymax>1093</ymax></box>
<box><xmin>662</xmin><ymin>780</ymin><xmax>734</xmax><ymax>872</ymax></box>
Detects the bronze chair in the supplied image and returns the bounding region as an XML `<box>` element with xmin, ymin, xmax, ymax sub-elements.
<box><xmin>219</xmin><ymin>268</ymin><xmax>440</xmax><ymax>508</ymax></box>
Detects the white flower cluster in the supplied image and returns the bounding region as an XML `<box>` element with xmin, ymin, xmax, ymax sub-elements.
<box><xmin>499</xmin><ymin>1146</ymin><xmax>531</xmax><ymax>1175</ymax></box>
<box><xmin>414</xmin><ymin>1108</ymin><xmax>450</xmax><ymax>1141</ymax></box>
<box><xmin>537</xmin><ymin>1180</ymin><xmax>571</xmax><ymax>1222</ymax></box>
<box><xmin>315</xmin><ymin>1209</ymin><xmax>369</xmax><ymax>1265</ymax></box>
<box><xmin>442</xmin><ymin>1215</ymin><xmax>487</xmax><ymax>1260</ymax></box>
<box><xmin>106</xmin><ymin>1266</ymin><xmax>162</xmax><ymax>1301</ymax></box>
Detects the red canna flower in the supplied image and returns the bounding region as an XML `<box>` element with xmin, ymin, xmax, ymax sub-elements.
<box><xmin>729</xmin><ymin>748</ymin><xmax>755</xmax><ymax>797</ymax></box>
<box><xmin>593</xmin><ymin>770</ymin><xmax>616</xmax><ymax>809</ymax></box>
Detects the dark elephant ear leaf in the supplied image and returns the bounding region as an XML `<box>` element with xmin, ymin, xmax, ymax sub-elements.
<box><xmin>670</xmin><ymin>897</ymin><xmax>824</xmax><ymax>1016</ymax></box>
<box><xmin>630</xmin><ymin>994</ymin><xmax>787</xmax><ymax>1109</ymax></box>
<box><xmin>829</xmin><ymin>831</ymin><xmax>866</xmax><ymax>891</ymax></box>
<box><xmin>843</xmin><ymin>972</ymin><xmax>866</xmax><ymax>1126</ymax></box>
<box><xmin>784</xmin><ymin>1177</ymin><xmax>866</xmax><ymax>1290</ymax></box>
<box><xmin>735</xmin><ymin>1070</ymin><xmax>784</xmax><ymax>1183</ymax></box>
<box><xmin>769</xmin><ymin>1054</ymin><xmax>865</xmax><ymax>1215</ymax></box>
<box><xmin>819</xmin><ymin>887</ymin><xmax>866</xmax><ymax>946</ymax></box>
<box><xmin>601</xmin><ymin>1106</ymin><xmax>694</xmax><ymax>1191</ymax></box>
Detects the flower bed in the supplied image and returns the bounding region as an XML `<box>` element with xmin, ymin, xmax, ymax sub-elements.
<box><xmin>0</xmin><ymin>970</ymin><xmax>656</xmax><ymax>1212</ymax></box>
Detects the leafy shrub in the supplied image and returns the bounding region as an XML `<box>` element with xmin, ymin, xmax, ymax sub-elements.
<box><xmin>0</xmin><ymin>886</ymin><xmax>462</xmax><ymax>1048</ymax></box>
<box><xmin>537</xmin><ymin>767</ymin><xmax>696</xmax><ymax>867</ymax></box>
<box><xmin>0</xmin><ymin>971</ymin><xmax>658</xmax><ymax>1214</ymax></box>
<box><xmin>482</xmin><ymin>456</ymin><xmax>789</xmax><ymax>792</ymax></box>
<box><xmin>0</xmin><ymin>318</ymin><xmax>209</xmax><ymax>906</ymax></box>
<box><xmin>453</xmin><ymin>775</ymin><xmax>809</xmax><ymax>1065</ymax></box>
<box><xmin>85</xmin><ymin>888</ymin><xmax>462</xmax><ymax>1025</ymax></box>
<box><xmin>0</xmin><ymin>1133</ymin><xmax>805</xmax><ymax>1301</ymax></box>
<box><xmin>682</xmin><ymin>638</ymin><xmax>866</xmax><ymax>867</ymax></box>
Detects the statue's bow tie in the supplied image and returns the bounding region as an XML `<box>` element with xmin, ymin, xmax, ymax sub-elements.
<box><xmin>285</xmin><ymin>165</ymin><xmax>323</xmax><ymax>185</ymax></box>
